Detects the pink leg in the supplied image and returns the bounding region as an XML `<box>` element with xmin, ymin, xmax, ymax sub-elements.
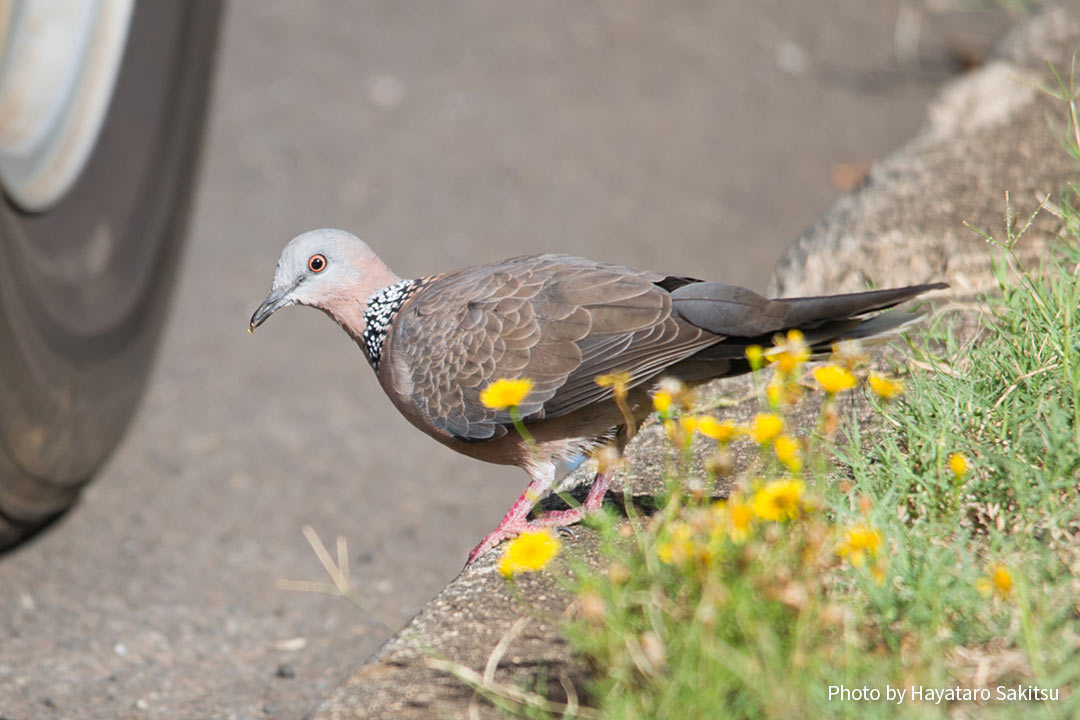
<box><xmin>531</xmin><ymin>471</ymin><xmax>613</xmax><ymax>527</ymax></box>
<box><xmin>466</xmin><ymin>470</ymin><xmax>552</xmax><ymax>567</ymax></box>
<box><xmin>465</xmin><ymin>470</ymin><xmax>613</xmax><ymax>567</ymax></box>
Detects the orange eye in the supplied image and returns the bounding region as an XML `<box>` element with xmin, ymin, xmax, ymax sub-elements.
<box><xmin>308</xmin><ymin>253</ymin><xmax>327</xmax><ymax>272</ymax></box>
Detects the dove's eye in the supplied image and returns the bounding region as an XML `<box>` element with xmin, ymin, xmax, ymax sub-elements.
<box><xmin>308</xmin><ymin>254</ymin><xmax>327</xmax><ymax>273</ymax></box>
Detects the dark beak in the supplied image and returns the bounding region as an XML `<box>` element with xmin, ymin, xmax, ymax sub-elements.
<box><xmin>249</xmin><ymin>288</ymin><xmax>292</xmax><ymax>333</ymax></box>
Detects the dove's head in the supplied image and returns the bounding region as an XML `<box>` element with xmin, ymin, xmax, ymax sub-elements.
<box><xmin>249</xmin><ymin>228</ymin><xmax>400</xmax><ymax>334</ymax></box>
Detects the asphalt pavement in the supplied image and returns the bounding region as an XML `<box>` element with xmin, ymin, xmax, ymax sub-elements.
<box><xmin>0</xmin><ymin>2</ymin><xmax>1011</xmax><ymax>718</ymax></box>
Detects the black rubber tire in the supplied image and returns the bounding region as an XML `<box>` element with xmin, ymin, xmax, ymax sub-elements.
<box><xmin>0</xmin><ymin>1</ymin><xmax>222</xmax><ymax>549</ymax></box>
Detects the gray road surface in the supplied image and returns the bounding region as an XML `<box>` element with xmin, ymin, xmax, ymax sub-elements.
<box><xmin>0</xmin><ymin>2</ymin><xmax>1010</xmax><ymax>718</ymax></box>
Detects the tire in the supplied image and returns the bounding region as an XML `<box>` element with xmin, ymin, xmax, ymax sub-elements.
<box><xmin>0</xmin><ymin>1</ymin><xmax>223</xmax><ymax>549</ymax></box>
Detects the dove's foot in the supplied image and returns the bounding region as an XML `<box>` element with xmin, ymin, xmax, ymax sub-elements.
<box><xmin>465</xmin><ymin>471</ymin><xmax>612</xmax><ymax>568</ymax></box>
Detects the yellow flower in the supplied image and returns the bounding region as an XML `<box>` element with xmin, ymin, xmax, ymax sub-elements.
<box><xmin>812</xmin><ymin>364</ymin><xmax>857</xmax><ymax>394</ymax></box>
<box><xmin>657</xmin><ymin>522</ymin><xmax>694</xmax><ymax>565</ymax></box>
<box><xmin>745</xmin><ymin>344</ymin><xmax>764</xmax><ymax>371</ymax></box>
<box><xmin>697</xmin><ymin>416</ymin><xmax>737</xmax><ymax>443</ymax></box>
<box><xmin>729</xmin><ymin>499</ymin><xmax>754</xmax><ymax>542</ymax></box>
<box><xmin>774</xmin><ymin>434</ymin><xmax>802</xmax><ymax>471</ymax></box>
<box><xmin>680</xmin><ymin>415</ymin><xmax>700</xmax><ymax>434</ymax></box>
<box><xmin>766</xmin><ymin>378</ymin><xmax>782</xmax><ymax>408</ymax></box>
<box><xmin>713</xmin><ymin>496</ymin><xmax>754</xmax><ymax>543</ymax></box>
<box><xmin>750</xmin><ymin>412</ymin><xmax>783</xmax><ymax>445</ymax></box>
<box><xmin>766</xmin><ymin>375</ymin><xmax>803</xmax><ymax>408</ymax></box>
<box><xmin>657</xmin><ymin>377</ymin><xmax>696</xmax><ymax>411</ymax></box>
<box><xmin>976</xmin><ymin>563</ymin><xmax>1013</xmax><ymax>600</ymax></box>
<box><xmin>653</xmin><ymin>390</ymin><xmax>673</xmax><ymax>415</ymax></box>
<box><xmin>836</xmin><ymin>523</ymin><xmax>882</xmax><ymax>568</ymax></box>
<box><xmin>595</xmin><ymin>371</ymin><xmax>632</xmax><ymax>398</ymax></box>
<box><xmin>751</xmin><ymin>479</ymin><xmax>804</xmax><ymax>522</ymax></box>
<box><xmin>868</xmin><ymin>373</ymin><xmax>904</xmax><ymax>400</ymax></box>
<box><xmin>480</xmin><ymin>378</ymin><xmax>534</xmax><ymax>410</ymax></box>
<box><xmin>600</xmin><ymin>371</ymin><xmax>637</xmax><ymax>432</ymax></box>
<box><xmin>663</xmin><ymin>419</ymin><xmax>678</xmax><ymax>442</ymax></box>
<box><xmin>497</xmin><ymin>529</ymin><xmax>560</xmax><ymax>577</ymax></box>
<box><xmin>768</xmin><ymin>329</ymin><xmax>810</xmax><ymax>375</ymax></box>
<box><xmin>948</xmin><ymin>452</ymin><xmax>969</xmax><ymax>480</ymax></box>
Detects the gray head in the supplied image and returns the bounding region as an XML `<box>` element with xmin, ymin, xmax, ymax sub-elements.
<box><xmin>249</xmin><ymin>228</ymin><xmax>400</xmax><ymax>332</ymax></box>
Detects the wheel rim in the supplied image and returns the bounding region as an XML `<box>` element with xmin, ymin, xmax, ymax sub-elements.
<box><xmin>0</xmin><ymin>0</ymin><xmax>134</xmax><ymax>212</ymax></box>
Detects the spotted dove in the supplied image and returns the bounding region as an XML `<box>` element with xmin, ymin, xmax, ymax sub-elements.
<box><xmin>250</xmin><ymin>229</ymin><xmax>945</xmax><ymax>565</ymax></box>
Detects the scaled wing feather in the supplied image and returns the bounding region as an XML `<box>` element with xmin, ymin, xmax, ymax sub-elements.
<box><xmin>393</xmin><ymin>255</ymin><xmax>720</xmax><ymax>440</ymax></box>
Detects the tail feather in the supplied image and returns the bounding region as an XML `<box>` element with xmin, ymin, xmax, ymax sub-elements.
<box><xmin>670</xmin><ymin>281</ymin><xmax>947</xmax><ymax>338</ymax></box>
<box><xmin>833</xmin><ymin>307</ymin><xmax>928</xmax><ymax>342</ymax></box>
<box><xmin>778</xmin><ymin>283</ymin><xmax>948</xmax><ymax>329</ymax></box>
<box><xmin>677</xmin><ymin>282</ymin><xmax>947</xmax><ymax>363</ymax></box>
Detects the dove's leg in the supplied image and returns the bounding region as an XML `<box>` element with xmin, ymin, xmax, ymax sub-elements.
<box><xmin>530</xmin><ymin>470</ymin><xmax>613</xmax><ymax>527</ymax></box>
<box><xmin>466</xmin><ymin>462</ymin><xmax>555</xmax><ymax>567</ymax></box>
<box><xmin>465</xmin><ymin>467</ymin><xmax>616</xmax><ymax>567</ymax></box>
<box><xmin>530</xmin><ymin>431</ymin><xmax>626</xmax><ymax>527</ymax></box>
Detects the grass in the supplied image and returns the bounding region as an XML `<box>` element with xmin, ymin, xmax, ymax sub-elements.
<box><xmin>548</xmin><ymin>231</ymin><xmax>1079</xmax><ymax>720</ymax></box>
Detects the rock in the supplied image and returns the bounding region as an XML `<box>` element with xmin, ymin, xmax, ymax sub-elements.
<box><xmin>769</xmin><ymin>5</ymin><xmax>1078</xmax><ymax>301</ymax></box>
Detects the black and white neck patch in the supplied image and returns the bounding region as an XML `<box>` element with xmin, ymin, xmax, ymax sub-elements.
<box><xmin>361</xmin><ymin>278</ymin><xmax>421</xmax><ymax>370</ymax></box>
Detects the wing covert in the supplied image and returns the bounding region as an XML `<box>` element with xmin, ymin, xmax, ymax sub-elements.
<box><xmin>392</xmin><ymin>255</ymin><xmax>719</xmax><ymax>440</ymax></box>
